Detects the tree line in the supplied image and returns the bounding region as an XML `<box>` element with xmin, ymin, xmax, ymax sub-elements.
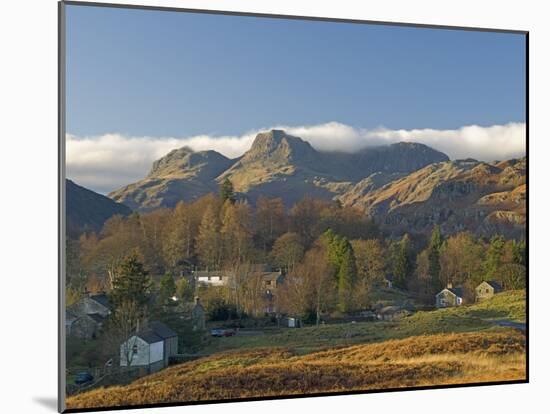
<box><xmin>67</xmin><ymin>179</ymin><xmax>526</xmax><ymax>322</ymax></box>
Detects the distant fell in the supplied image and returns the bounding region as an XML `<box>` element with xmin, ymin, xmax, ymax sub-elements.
<box><xmin>66</xmin><ymin>179</ymin><xmax>132</xmax><ymax>238</ymax></box>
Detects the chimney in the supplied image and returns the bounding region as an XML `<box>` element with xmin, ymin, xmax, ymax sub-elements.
<box><xmin>447</xmin><ymin>282</ymin><xmax>453</xmax><ymax>289</ymax></box>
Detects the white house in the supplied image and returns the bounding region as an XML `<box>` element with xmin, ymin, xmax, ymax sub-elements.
<box><xmin>120</xmin><ymin>321</ymin><xmax>178</xmax><ymax>373</ymax></box>
<box><xmin>435</xmin><ymin>284</ymin><xmax>464</xmax><ymax>308</ymax></box>
<box><xmin>194</xmin><ymin>270</ymin><xmax>231</xmax><ymax>287</ymax></box>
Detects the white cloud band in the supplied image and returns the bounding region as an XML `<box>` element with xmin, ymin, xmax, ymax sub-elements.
<box><xmin>67</xmin><ymin>121</ymin><xmax>526</xmax><ymax>194</ymax></box>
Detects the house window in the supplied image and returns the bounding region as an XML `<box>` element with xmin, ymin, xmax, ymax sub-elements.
<box><xmin>486</xmin><ymin>289</ymin><xmax>489</xmax><ymax>293</ymax></box>
<box><xmin>266</xmin><ymin>280</ymin><xmax>272</xmax><ymax>286</ymax></box>
<box><xmin>132</xmin><ymin>345</ymin><xmax>138</xmax><ymax>355</ymax></box>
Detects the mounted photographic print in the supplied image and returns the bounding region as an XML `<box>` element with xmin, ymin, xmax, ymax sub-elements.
<box><xmin>59</xmin><ymin>1</ymin><xmax>528</xmax><ymax>412</ymax></box>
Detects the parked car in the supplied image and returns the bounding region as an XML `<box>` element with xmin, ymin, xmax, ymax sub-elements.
<box><xmin>210</xmin><ymin>328</ymin><xmax>224</xmax><ymax>337</ymax></box>
<box><xmin>74</xmin><ymin>371</ymin><xmax>94</xmax><ymax>385</ymax></box>
<box><xmin>210</xmin><ymin>328</ymin><xmax>236</xmax><ymax>337</ymax></box>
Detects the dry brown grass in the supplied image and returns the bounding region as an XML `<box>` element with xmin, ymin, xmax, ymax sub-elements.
<box><xmin>66</xmin><ymin>329</ymin><xmax>525</xmax><ymax>410</ymax></box>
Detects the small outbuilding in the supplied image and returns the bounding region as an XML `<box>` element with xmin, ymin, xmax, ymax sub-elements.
<box><xmin>376</xmin><ymin>306</ymin><xmax>410</xmax><ymax>321</ymax></box>
<box><xmin>120</xmin><ymin>321</ymin><xmax>178</xmax><ymax>373</ymax></box>
<box><xmin>475</xmin><ymin>280</ymin><xmax>503</xmax><ymax>301</ymax></box>
<box><xmin>435</xmin><ymin>284</ymin><xmax>464</xmax><ymax>308</ymax></box>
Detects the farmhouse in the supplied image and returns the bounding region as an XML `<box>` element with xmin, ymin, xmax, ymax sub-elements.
<box><xmin>435</xmin><ymin>284</ymin><xmax>464</xmax><ymax>308</ymax></box>
<box><xmin>69</xmin><ymin>293</ymin><xmax>111</xmax><ymax>317</ymax></box>
<box><xmin>475</xmin><ymin>280</ymin><xmax>503</xmax><ymax>301</ymax></box>
<box><xmin>120</xmin><ymin>321</ymin><xmax>178</xmax><ymax>373</ymax></box>
<box><xmin>71</xmin><ymin>313</ymin><xmax>106</xmax><ymax>340</ymax></box>
<box><xmin>67</xmin><ymin>293</ymin><xmax>112</xmax><ymax>339</ymax></box>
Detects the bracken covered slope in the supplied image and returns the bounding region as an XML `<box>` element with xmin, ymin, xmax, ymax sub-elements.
<box><xmin>66</xmin><ymin>329</ymin><xmax>525</xmax><ymax>410</ymax></box>
<box><xmin>339</xmin><ymin>157</ymin><xmax>526</xmax><ymax>237</ymax></box>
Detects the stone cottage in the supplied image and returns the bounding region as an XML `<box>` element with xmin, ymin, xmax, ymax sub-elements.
<box><xmin>435</xmin><ymin>284</ymin><xmax>464</xmax><ymax>308</ymax></box>
<box><xmin>475</xmin><ymin>280</ymin><xmax>503</xmax><ymax>301</ymax></box>
<box><xmin>67</xmin><ymin>293</ymin><xmax>112</xmax><ymax>339</ymax></box>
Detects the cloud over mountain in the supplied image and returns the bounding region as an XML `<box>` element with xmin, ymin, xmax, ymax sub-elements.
<box><xmin>67</xmin><ymin>122</ymin><xmax>525</xmax><ymax>194</ymax></box>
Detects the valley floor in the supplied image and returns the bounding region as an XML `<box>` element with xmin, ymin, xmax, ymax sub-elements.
<box><xmin>66</xmin><ymin>291</ymin><xmax>526</xmax><ymax>410</ymax></box>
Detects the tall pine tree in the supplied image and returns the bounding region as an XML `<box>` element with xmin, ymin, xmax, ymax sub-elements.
<box><xmin>110</xmin><ymin>252</ymin><xmax>152</xmax><ymax>309</ymax></box>
<box><xmin>393</xmin><ymin>234</ymin><xmax>413</xmax><ymax>290</ymax></box>
<box><xmin>220</xmin><ymin>178</ymin><xmax>236</xmax><ymax>204</ymax></box>
<box><xmin>323</xmin><ymin>230</ymin><xmax>357</xmax><ymax>312</ymax></box>
<box><xmin>484</xmin><ymin>235</ymin><xmax>505</xmax><ymax>279</ymax></box>
<box><xmin>428</xmin><ymin>226</ymin><xmax>443</xmax><ymax>292</ymax></box>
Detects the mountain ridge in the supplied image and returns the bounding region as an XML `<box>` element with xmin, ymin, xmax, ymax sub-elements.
<box><xmin>106</xmin><ymin>129</ymin><xmax>525</xmax><ymax>237</ymax></box>
<box><xmin>109</xmin><ymin>129</ymin><xmax>450</xmax><ymax>211</ymax></box>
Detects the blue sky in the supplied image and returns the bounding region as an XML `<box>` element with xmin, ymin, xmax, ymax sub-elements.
<box><xmin>66</xmin><ymin>4</ymin><xmax>526</xmax><ymax>138</ymax></box>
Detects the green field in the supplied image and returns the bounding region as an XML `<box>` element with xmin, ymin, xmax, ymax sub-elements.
<box><xmin>199</xmin><ymin>290</ymin><xmax>525</xmax><ymax>355</ymax></box>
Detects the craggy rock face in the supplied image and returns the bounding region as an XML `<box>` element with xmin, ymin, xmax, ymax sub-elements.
<box><xmin>108</xmin><ymin>129</ymin><xmax>450</xmax><ymax>211</ymax></box>
<box><xmin>104</xmin><ymin>129</ymin><xmax>525</xmax><ymax>238</ymax></box>
<box><xmin>340</xmin><ymin>158</ymin><xmax>526</xmax><ymax>238</ymax></box>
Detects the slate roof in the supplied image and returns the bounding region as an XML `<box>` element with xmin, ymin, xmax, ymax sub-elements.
<box><xmin>87</xmin><ymin>313</ymin><xmax>106</xmax><ymax>324</ymax></box>
<box><xmin>134</xmin><ymin>321</ymin><xmax>177</xmax><ymax>344</ymax></box>
<box><xmin>89</xmin><ymin>294</ymin><xmax>110</xmax><ymax>309</ymax></box>
<box><xmin>436</xmin><ymin>287</ymin><xmax>464</xmax><ymax>298</ymax></box>
<box><xmin>484</xmin><ymin>280</ymin><xmax>503</xmax><ymax>291</ymax></box>
<box><xmin>448</xmin><ymin>287</ymin><xmax>463</xmax><ymax>297</ymax></box>
<box><xmin>149</xmin><ymin>321</ymin><xmax>177</xmax><ymax>339</ymax></box>
<box><xmin>66</xmin><ymin>309</ymin><xmax>79</xmax><ymax>322</ymax></box>
<box><xmin>136</xmin><ymin>328</ymin><xmax>163</xmax><ymax>344</ymax></box>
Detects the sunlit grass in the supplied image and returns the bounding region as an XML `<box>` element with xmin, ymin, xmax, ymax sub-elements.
<box><xmin>67</xmin><ymin>329</ymin><xmax>525</xmax><ymax>409</ymax></box>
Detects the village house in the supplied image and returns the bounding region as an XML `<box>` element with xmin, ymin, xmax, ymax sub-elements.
<box><xmin>261</xmin><ymin>271</ymin><xmax>284</xmax><ymax>313</ymax></box>
<box><xmin>435</xmin><ymin>284</ymin><xmax>464</xmax><ymax>308</ymax></box>
<box><xmin>194</xmin><ymin>270</ymin><xmax>230</xmax><ymax>287</ymax></box>
<box><xmin>193</xmin><ymin>266</ymin><xmax>283</xmax><ymax>314</ymax></box>
<box><xmin>120</xmin><ymin>321</ymin><xmax>178</xmax><ymax>373</ymax></box>
<box><xmin>70</xmin><ymin>312</ymin><xmax>106</xmax><ymax>339</ymax></box>
<box><xmin>69</xmin><ymin>293</ymin><xmax>111</xmax><ymax>317</ymax></box>
<box><xmin>67</xmin><ymin>293</ymin><xmax>112</xmax><ymax>339</ymax></box>
<box><xmin>475</xmin><ymin>280</ymin><xmax>503</xmax><ymax>301</ymax></box>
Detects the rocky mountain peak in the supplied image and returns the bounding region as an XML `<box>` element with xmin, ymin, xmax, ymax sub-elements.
<box><xmin>148</xmin><ymin>147</ymin><xmax>230</xmax><ymax>178</ymax></box>
<box><xmin>245</xmin><ymin>129</ymin><xmax>317</xmax><ymax>163</ymax></box>
<box><xmin>149</xmin><ymin>146</ymin><xmax>194</xmax><ymax>176</ymax></box>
